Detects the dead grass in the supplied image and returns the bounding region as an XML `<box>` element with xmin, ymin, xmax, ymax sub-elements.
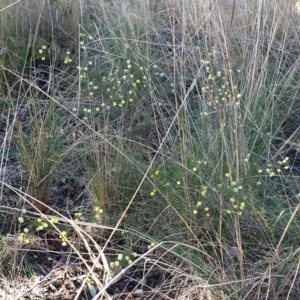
<box><xmin>1</xmin><ymin>0</ymin><xmax>300</xmax><ymax>299</ymax></box>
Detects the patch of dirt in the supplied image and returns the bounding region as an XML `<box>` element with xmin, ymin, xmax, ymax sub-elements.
<box><xmin>0</xmin><ymin>231</ymin><xmax>188</xmax><ymax>300</ymax></box>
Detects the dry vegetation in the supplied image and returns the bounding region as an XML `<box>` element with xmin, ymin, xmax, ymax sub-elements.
<box><xmin>1</xmin><ymin>0</ymin><xmax>300</xmax><ymax>299</ymax></box>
